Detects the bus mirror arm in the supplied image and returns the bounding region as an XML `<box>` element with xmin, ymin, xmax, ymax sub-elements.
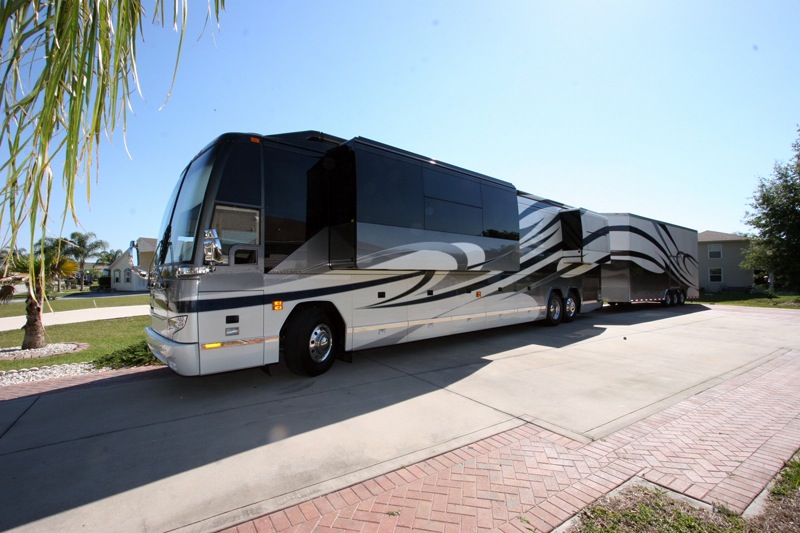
<box><xmin>203</xmin><ymin>229</ymin><xmax>223</xmax><ymax>267</ymax></box>
<box><xmin>171</xmin><ymin>230</ymin><xmax>221</xmax><ymax>279</ymax></box>
<box><xmin>128</xmin><ymin>241</ymin><xmax>149</xmax><ymax>280</ymax></box>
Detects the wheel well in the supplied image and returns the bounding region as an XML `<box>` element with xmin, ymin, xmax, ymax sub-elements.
<box><xmin>281</xmin><ymin>302</ymin><xmax>346</xmax><ymax>349</ymax></box>
<box><xmin>548</xmin><ymin>289</ymin><xmax>563</xmax><ymax>301</ymax></box>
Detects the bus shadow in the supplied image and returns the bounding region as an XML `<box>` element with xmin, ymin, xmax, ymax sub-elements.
<box><xmin>0</xmin><ymin>304</ymin><xmax>710</xmax><ymax>531</ymax></box>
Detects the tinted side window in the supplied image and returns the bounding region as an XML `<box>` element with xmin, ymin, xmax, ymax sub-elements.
<box><xmin>482</xmin><ymin>185</ymin><xmax>520</xmax><ymax>240</ymax></box>
<box><xmin>425</xmin><ymin>198</ymin><xmax>482</xmax><ymax>235</ymax></box>
<box><xmin>215</xmin><ymin>142</ymin><xmax>261</xmax><ymax>206</ymax></box>
<box><xmin>264</xmin><ymin>146</ymin><xmax>318</xmax><ymax>254</ymax></box>
<box><xmin>356</xmin><ymin>150</ymin><xmax>423</xmax><ymax>229</ymax></box>
<box><xmin>423</xmin><ymin>167</ymin><xmax>481</xmax><ymax>207</ymax></box>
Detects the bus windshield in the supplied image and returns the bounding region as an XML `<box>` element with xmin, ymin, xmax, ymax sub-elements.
<box><xmin>158</xmin><ymin>146</ymin><xmax>217</xmax><ymax>265</ymax></box>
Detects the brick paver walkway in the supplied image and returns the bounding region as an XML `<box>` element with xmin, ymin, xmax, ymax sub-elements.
<box><xmin>224</xmin><ymin>349</ymin><xmax>800</xmax><ymax>533</ymax></box>
<box><xmin>0</xmin><ymin>365</ymin><xmax>169</xmax><ymax>401</ymax></box>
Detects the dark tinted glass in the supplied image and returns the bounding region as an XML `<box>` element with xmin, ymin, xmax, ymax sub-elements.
<box><xmin>482</xmin><ymin>185</ymin><xmax>520</xmax><ymax>240</ymax></box>
<box><xmin>425</xmin><ymin>198</ymin><xmax>482</xmax><ymax>235</ymax></box>
<box><xmin>356</xmin><ymin>150</ymin><xmax>423</xmax><ymax>229</ymax></box>
<box><xmin>215</xmin><ymin>142</ymin><xmax>261</xmax><ymax>206</ymax></box>
<box><xmin>423</xmin><ymin>167</ymin><xmax>481</xmax><ymax>207</ymax></box>
<box><xmin>264</xmin><ymin>146</ymin><xmax>318</xmax><ymax>245</ymax></box>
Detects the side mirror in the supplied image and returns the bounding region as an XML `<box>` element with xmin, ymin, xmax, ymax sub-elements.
<box><xmin>128</xmin><ymin>241</ymin><xmax>149</xmax><ymax>280</ymax></box>
<box><xmin>203</xmin><ymin>229</ymin><xmax>223</xmax><ymax>265</ymax></box>
<box><xmin>128</xmin><ymin>240</ymin><xmax>139</xmax><ymax>269</ymax></box>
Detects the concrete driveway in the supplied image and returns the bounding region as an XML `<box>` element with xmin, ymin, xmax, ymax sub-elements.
<box><xmin>0</xmin><ymin>304</ymin><xmax>798</xmax><ymax>532</ymax></box>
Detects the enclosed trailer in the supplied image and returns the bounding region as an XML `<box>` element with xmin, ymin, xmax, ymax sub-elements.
<box><xmin>141</xmin><ymin>131</ymin><xmax>610</xmax><ymax>376</ymax></box>
<box><xmin>601</xmin><ymin>213</ymin><xmax>699</xmax><ymax>305</ymax></box>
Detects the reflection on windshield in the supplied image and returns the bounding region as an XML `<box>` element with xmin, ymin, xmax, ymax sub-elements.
<box><xmin>159</xmin><ymin>147</ymin><xmax>216</xmax><ymax>264</ymax></box>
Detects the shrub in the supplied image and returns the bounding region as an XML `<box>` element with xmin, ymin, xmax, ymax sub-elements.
<box><xmin>92</xmin><ymin>340</ymin><xmax>162</xmax><ymax>369</ymax></box>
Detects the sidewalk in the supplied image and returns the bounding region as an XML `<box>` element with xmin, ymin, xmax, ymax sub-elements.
<box><xmin>225</xmin><ymin>348</ymin><xmax>800</xmax><ymax>532</ymax></box>
<box><xmin>0</xmin><ymin>305</ymin><xmax>150</xmax><ymax>332</ymax></box>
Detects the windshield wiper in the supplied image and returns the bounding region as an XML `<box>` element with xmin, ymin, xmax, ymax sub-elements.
<box><xmin>158</xmin><ymin>224</ymin><xmax>171</xmax><ymax>265</ymax></box>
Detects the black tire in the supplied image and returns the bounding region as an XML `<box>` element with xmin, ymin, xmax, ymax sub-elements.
<box><xmin>663</xmin><ymin>290</ymin><xmax>674</xmax><ymax>307</ymax></box>
<box><xmin>563</xmin><ymin>291</ymin><xmax>578</xmax><ymax>323</ymax></box>
<box><xmin>545</xmin><ymin>292</ymin><xmax>563</xmax><ymax>326</ymax></box>
<box><xmin>283</xmin><ymin>308</ymin><xmax>339</xmax><ymax>377</ymax></box>
<box><xmin>677</xmin><ymin>290</ymin><xmax>686</xmax><ymax>305</ymax></box>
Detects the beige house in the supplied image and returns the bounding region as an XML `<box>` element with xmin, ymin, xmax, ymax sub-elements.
<box><xmin>697</xmin><ymin>231</ymin><xmax>754</xmax><ymax>292</ymax></box>
<box><xmin>109</xmin><ymin>238</ymin><xmax>157</xmax><ymax>292</ymax></box>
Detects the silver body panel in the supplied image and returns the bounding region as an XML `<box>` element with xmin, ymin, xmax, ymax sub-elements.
<box><xmin>601</xmin><ymin>213</ymin><xmax>700</xmax><ymax>303</ymax></box>
<box><xmin>147</xmin><ymin>195</ymin><xmax>610</xmax><ymax>376</ymax></box>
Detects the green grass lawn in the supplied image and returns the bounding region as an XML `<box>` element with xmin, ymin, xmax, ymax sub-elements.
<box><xmin>0</xmin><ymin>316</ymin><xmax>152</xmax><ymax>371</ymax></box>
<box><xmin>694</xmin><ymin>291</ymin><xmax>800</xmax><ymax>309</ymax></box>
<box><xmin>0</xmin><ymin>293</ymin><xmax>149</xmax><ymax>318</ymax></box>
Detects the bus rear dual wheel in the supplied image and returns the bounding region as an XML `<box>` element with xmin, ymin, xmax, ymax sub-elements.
<box><xmin>545</xmin><ymin>291</ymin><xmax>578</xmax><ymax>326</ymax></box>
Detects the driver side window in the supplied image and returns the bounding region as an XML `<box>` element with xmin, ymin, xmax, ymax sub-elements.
<box><xmin>212</xmin><ymin>141</ymin><xmax>262</xmax><ymax>265</ymax></box>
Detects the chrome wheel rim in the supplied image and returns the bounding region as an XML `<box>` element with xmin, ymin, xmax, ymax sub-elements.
<box><xmin>549</xmin><ymin>298</ymin><xmax>562</xmax><ymax>321</ymax></box>
<box><xmin>309</xmin><ymin>324</ymin><xmax>333</xmax><ymax>363</ymax></box>
<box><xmin>565</xmin><ymin>296</ymin><xmax>576</xmax><ymax>317</ymax></box>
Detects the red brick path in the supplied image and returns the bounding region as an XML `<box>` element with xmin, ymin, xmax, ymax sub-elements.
<box><xmin>0</xmin><ymin>365</ymin><xmax>169</xmax><ymax>401</ymax></box>
<box><xmin>225</xmin><ymin>349</ymin><xmax>800</xmax><ymax>532</ymax></box>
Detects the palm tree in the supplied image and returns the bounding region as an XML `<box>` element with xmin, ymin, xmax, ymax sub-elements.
<box><xmin>1</xmin><ymin>1</ymin><xmax>224</xmax><ymax>348</ymax></box>
<box><xmin>65</xmin><ymin>232</ymin><xmax>109</xmax><ymax>291</ymax></box>
<box><xmin>98</xmin><ymin>249</ymin><xmax>124</xmax><ymax>266</ymax></box>
<box><xmin>5</xmin><ymin>246</ymin><xmax>78</xmax><ymax>349</ymax></box>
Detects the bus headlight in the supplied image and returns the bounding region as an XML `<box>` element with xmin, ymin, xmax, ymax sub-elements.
<box><xmin>167</xmin><ymin>315</ymin><xmax>188</xmax><ymax>336</ymax></box>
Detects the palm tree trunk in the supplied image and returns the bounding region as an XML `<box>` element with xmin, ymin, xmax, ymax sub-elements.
<box><xmin>22</xmin><ymin>285</ymin><xmax>46</xmax><ymax>350</ymax></box>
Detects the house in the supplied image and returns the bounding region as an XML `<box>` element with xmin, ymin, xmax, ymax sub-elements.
<box><xmin>109</xmin><ymin>238</ymin><xmax>157</xmax><ymax>292</ymax></box>
<box><xmin>697</xmin><ymin>231</ymin><xmax>754</xmax><ymax>292</ymax></box>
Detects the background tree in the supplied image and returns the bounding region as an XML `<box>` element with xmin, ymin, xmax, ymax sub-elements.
<box><xmin>38</xmin><ymin>236</ymin><xmax>81</xmax><ymax>292</ymax></box>
<box><xmin>98</xmin><ymin>249</ymin><xmax>124</xmax><ymax>266</ymax></box>
<box><xmin>742</xmin><ymin>128</ymin><xmax>800</xmax><ymax>291</ymax></box>
<box><xmin>6</xmin><ymin>244</ymin><xmax>78</xmax><ymax>349</ymax></box>
<box><xmin>1</xmin><ymin>0</ymin><xmax>224</xmax><ymax>348</ymax></box>
<box><xmin>65</xmin><ymin>232</ymin><xmax>108</xmax><ymax>291</ymax></box>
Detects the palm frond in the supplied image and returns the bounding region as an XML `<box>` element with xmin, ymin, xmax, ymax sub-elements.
<box><xmin>1</xmin><ymin>0</ymin><xmax>225</xmax><ymax>292</ymax></box>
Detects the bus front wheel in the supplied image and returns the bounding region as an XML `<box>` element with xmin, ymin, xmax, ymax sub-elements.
<box><xmin>283</xmin><ymin>308</ymin><xmax>338</xmax><ymax>377</ymax></box>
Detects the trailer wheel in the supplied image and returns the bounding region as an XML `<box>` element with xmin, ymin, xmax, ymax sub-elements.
<box><xmin>545</xmin><ymin>292</ymin><xmax>563</xmax><ymax>326</ymax></box>
<box><xmin>677</xmin><ymin>290</ymin><xmax>686</xmax><ymax>305</ymax></box>
<box><xmin>662</xmin><ymin>291</ymin><xmax>674</xmax><ymax>307</ymax></box>
<box><xmin>283</xmin><ymin>308</ymin><xmax>338</xmax><ymax>377</ymax></box>
<box><xmin>563</xmin><ymin>291</ymin><xmax>578</xmax><ymax>323</ymax></box>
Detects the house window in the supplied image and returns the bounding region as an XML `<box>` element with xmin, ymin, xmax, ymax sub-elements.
<box><xmin>113</xmin><ymin>269</ymin><xmax>121</xmax><ymax>283</ymax></box>
<box><xmin>708</xmin><ymin>244</ymin><xmax>721</xmax><ymax>259</ymax></box>
<box><xmin>125</xmin><ymin>269</ymin><xmax>132</xmax><ymax>283</ymax></box>
<box><xmin>709</xmin><ymin>268</ymin><xmax>723</xmax><ymax>283</ymax></box>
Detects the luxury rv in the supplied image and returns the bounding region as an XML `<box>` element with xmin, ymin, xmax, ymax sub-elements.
<box><xmin>141</xmin><ymin>131</ymin><xmax>610</xmax><ymax>376</ymax></box>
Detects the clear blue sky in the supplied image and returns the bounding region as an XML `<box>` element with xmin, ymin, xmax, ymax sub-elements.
<box><xmin>24</xmin><ymin>0</ymin><xmax>800</xmax><ymax>252</ymax></box>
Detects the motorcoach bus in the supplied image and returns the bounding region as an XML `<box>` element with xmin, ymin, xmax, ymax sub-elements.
<box><xmin>140</xmin><ymin>131</ymin><xmax>610</xmax><ymax>376</ymax></box>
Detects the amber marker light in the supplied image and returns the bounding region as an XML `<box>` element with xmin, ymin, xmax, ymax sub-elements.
<box><xmin>202</xmin><ymin>342</ymin><xmax>223</xmax><ymax>349</ymax></box>
<box><xmin>273</xmin><ymin>301</ymin><xmax>284</xmax><ymax>311</ymax></box>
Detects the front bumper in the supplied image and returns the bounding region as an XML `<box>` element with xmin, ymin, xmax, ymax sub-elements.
<box><xmin>145</xmin><ymin>326</ymin><xmax>201</xmax><ymax>376</ymax></box>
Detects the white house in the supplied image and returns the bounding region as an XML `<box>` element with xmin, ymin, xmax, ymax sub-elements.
<box><xmin>109</xmin><ymin>238</ymin><xmax>157</xmax><ymax>292</ymax></box>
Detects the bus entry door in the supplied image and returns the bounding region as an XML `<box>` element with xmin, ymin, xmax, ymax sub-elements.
<box><xmin>197</xmin><ymin>269</ymin><xmax>265</xmax><ymax>374</ymax></box>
